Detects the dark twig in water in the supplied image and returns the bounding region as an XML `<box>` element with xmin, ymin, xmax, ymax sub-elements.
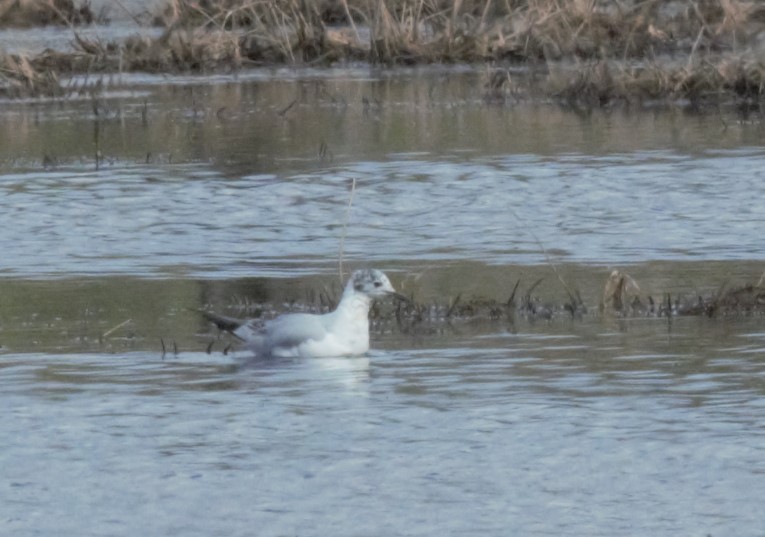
<box><xmin>42</xmin><ymin>154</ymin><xmax>57</xmax><ymax>169</ymax></box>
<box><xmin>318</xmin><ymin>140</ymin><xmax>333</xmax><ymax>161</ymax></box>
<box><xmin>445</xmin><ymin>293</ymin><xmax>462</xmax><ymax>318</ymax></box>
<box><xmin>706</xmin><ymin>278</ymin><xmax>730</xmax><ymax>317</ymax></box>
<box><xmin>662</xmin><ymin>293</ymin><xmax>673</xmax><ymax>319</ymax></box>
<box><xmin>507</xmin><ymin>279</ymin><xmax>521</xmax><ymax>307</ymax></box>
<box><xmin>277</xmin><ymin>98</ymin><xmax>298</xmax><ymax>117</ymax></box>
<box><xmin>517</xmin><ymin>277</ymin><xmax>545</xmax><ymax>316</ymax></box>
<box><xmin>506</xmin><ymin>205</ymin><xmax>582</xmax><ymax>310</ymax></box>
<box><xmin>93</xmin><ymin>116</ymin><xmax>101</xmax><ymax>171</ymax></box>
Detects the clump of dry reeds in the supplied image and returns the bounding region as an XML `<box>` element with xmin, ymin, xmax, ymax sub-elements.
<box><xmin>4</xmin><ymin>0</ymin><xmax>765</xmax><ymax>103</ymax></box>
<box><xmin>146</xmin><ymin>0</ymin><xmax>765</xmax><ymax>65</ymax></box>
<box><xmin>0</xmin><ymin>0</ymin><xmax>98</xmax><ymax>27</ymax></box>
<box><xmin>121</xmin><ymin>30</ymin><xmax>244</xmax><ymax>72</ymax></box>
<box><xmin>0</xmin><ymin>53</ymin><xmax>63</xmax><ymax>97</ymax></box>
<box><xmin>153</xmin><ymin>0</ymin><xmax>333</xmax><ymax>64</ymax></box>
<box><xmin>601</xmin><ymin>270</ymin><xmax>765</xmax><ymax>318</ymax></box>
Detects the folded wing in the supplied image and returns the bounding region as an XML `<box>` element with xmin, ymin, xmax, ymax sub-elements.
<box><xmin>261</xmin><ymin>313</ymin><xmax>330</xmax><ymax>352</ymax></box>
<box><xmin>200</xmin><ymin>309</ymin><xmax>332</xmax><ymax>357</ymax></box>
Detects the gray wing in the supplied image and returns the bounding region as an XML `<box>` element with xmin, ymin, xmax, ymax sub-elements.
<box><xmin>261</xmin><ymin>313</ymin><xmax>329</xmax><ymax>349</ymax></box>
<box><xmin>233</xmin><ymin>319</ymin><xmax>266</xmax><ymax>343</ymax></box>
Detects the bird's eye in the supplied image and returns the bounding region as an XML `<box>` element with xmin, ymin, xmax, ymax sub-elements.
<box><xmin>374</xmin><ymin>281</ymin><xmax>383</xmax><ymax>287</ymax></box>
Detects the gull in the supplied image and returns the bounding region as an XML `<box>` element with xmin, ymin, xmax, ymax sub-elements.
<box><xmin>200</xmin><ymin>269</ymin><xmax>406</xmax><ymax>358</ymax></box>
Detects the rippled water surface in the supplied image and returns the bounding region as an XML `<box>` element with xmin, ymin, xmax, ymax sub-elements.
<box><xmin>2</xmin><ymin>67</ymin><xmax>765</xmax><ymax>536</ymax></box>
<box><xmin>4</xmin><ymin>320</ymin><xmax>765</xmax><ymax>536</ymax></box>
<box><xmin>2</xmin><ymin>69</ymin><xmax>765</xmax><ymax>276</ymax></box>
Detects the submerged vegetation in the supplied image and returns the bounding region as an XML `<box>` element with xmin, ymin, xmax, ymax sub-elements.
<box><xmin>195</xmin><ymin>266</ymin><xmax>765</xmax><ymax>354</ymax></box>
<box><xmin>199</xmin><ymin>270</ymin><xmax>765</xmax><ymax>351</ymax></box>
<box><xmin>2</xmin><ymin>0</ymin><xmax>765</xmax><ymax>104</ymax></box>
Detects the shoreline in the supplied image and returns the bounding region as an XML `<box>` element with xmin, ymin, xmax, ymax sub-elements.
<box><xmin>1</xmin><ymin>0</ymin><xmax>765</xmax><ymax>106</ymax></box>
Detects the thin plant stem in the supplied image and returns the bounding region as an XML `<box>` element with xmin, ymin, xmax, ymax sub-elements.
<box><xmin>338</xmin><ymin>177</ymin><xmax>357</xmax><ymax>284</ymax></box>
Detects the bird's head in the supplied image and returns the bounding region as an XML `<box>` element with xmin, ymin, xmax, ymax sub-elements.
<box><xmin>349</xmin><ymin>269</ymin><xmax>407</xmax><ymax>301</ymax></box>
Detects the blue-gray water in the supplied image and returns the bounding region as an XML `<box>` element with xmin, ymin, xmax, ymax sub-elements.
<box><xmin>2</xmin><ymin>66</ymin><xmax>765</xmax><ymax>536</ymax></box>
<box><xmin>4</xmin><ymin>319</ymin><xmax>765</xmax><ymax>536</ymax></box>
<box><xmin>1</xmin><ymin>149</ymin><xmax>764</xmax><ymax>278</ymax></box>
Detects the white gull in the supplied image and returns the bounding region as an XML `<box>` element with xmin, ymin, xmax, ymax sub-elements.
<box><xmin>201</xmin><ymin>269</ymin><xmax>405</xmax><ymax>358</ymax></box>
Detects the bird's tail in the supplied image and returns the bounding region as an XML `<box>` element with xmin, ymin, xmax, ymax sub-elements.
<box><xmin>197</xmin><ymin>309</ymin><xmax>245</xmax><ymax>333</ymax></box>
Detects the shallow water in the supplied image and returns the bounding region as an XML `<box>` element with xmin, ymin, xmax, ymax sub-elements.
<box><xmin>2</xmin><ymin>68</ymin><xmax>765</xmax><ymax>277</ymax></box>
<box><xmin>2</xmin><ymin>67</ymin><xmax>765</xmax><ymax>536</ymax></box>
<box><xmin>3</xmin><ymin>319</ymin><xmax>765</xmax><ymax>536</ymax></box>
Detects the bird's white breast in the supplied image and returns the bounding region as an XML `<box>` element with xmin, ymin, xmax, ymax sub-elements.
<box><xmin>271</xmin><ymin>300</ymin><xmax>370</xmax><ymax>358</ymax></box>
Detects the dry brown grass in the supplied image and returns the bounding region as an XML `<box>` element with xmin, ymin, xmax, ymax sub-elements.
<box><xmin>600</xmin><ymin>269</ymin><xmax>765</xmax><ymax>318</ymax></box>
<box><xmin>3</xmin><ymin>0</ymin><xmax>765</xmax><ymax>103</ymax></box>
<box><xmin>146</xmin><ymin>0</ymin><xmax>765</xmax><ymax>64</ymax></box>
<box><xmin>0</xmin><ymin>0</ymin><xmax>98</xmax><ymax>27</ymax></box>
<box><xmin>155</xmin><ymin>0</ymin><xmax>330</xmax><ymax>63</ymax></box>
<box><xmin>542</xmin><ymin>56</ymin><xmax>765</xmax><ymax>107</ymax></box>
<box><xmin>146</xmin><ymin>0</ymin><xmax>765</xmax><ymax>78</ymax></box>
<box><xmin>0</xmin><ymin>53</ymin><xmax>62</xmax><ymax>97</ymax></box>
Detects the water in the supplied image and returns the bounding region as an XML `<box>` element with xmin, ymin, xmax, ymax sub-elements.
<box><xmin>2</xmin><ymin>67</ymin><xmax>765</xmax><ymax>536</ymax></box>
<box><xmin>2</xmin><ymin>69</ymin><xmax>765</xmax><ymax>277</ymax></box>
<box><xmin>4</xmin><ymin>321</ymin><xmax>765</xmax><ymax>535</ymax></box>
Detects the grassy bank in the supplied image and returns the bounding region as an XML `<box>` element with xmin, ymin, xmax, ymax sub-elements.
<box><xmin>2</xmin><ymin>0</ymin><xmax>765</xmax><ymax>105</ymax></box>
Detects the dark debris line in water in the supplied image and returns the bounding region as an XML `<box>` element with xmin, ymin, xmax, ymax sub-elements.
<box><xmin>193</xmin><ymin>272</ymin><xmax>765</xmax><ymax>356</ymax></box>
<box><xmin>232</xmin><ymin>271</ymin><xmax>765</xmax><ymax>324</ymax></box>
